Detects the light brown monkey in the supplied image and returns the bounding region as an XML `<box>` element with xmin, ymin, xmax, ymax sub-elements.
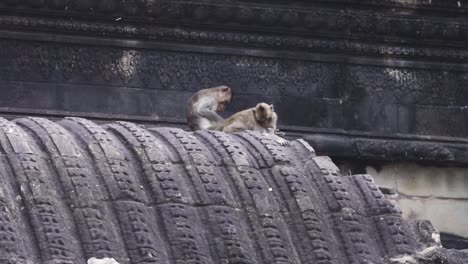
<box><xmin>186</xmin><ymin>85</ymin><xmax>232</xmax><ymax>131</ymax></box>
<box><xmin>220</xmin><ymin>102</ymin><xmax>288</xmax><ymax>145</ymax></box>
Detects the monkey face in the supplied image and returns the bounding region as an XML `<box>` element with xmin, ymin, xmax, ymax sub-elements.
<box><xmin>220</xmin><ymin>87</ymin><xmax>232</xmax><ymax>101</ymax></box>
<box><xmin>220</xmin><ymin>86</ymin><xmax>231</xmax><ymax>93</ymax></box>
<box><xmin>216</xmin><ymin>86</ymin><xmax>232</xmax><ymax>112</ymax></box>
<box><xmin>254</xmin><ymin>103</ymin><xmax>275</xmax><ymax>128</ymax></box>
<box><xmin>258</xmin><ymin>117</ymin><xmax>274</xmax><ymax>128</ymax></box>
<box><xmin>217</xmin><ymin>100</ymin><xmax>229</xmax><ymax>112</ymax></box>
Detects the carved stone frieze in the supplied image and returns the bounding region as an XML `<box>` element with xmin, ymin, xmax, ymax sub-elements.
<box><xmin>344</xmin><ymin>66</ymin><xmax>465</xmax><ymax>106</ymax></box>
<box><xmin>0</xmin><ymin>39</ymin><xmax>466</xmax><ymax>138</ymax></box>
<box><xmin>0</xmin><ymin>2</ymin><xmax>467</xmax><ymax>165</ymax></box>
<box><xmin>0</xmin><ymin>39</ymin><xmax>338</xmax><ymax>95</ymax></box>
<box><xmin>1</xmin><ymin>15</ymin><xmax>468</xmax><ymax>63</ymax></box>
<box><xmin>1</xmin><ymin>1</ymin><xmax>468</xmax><ymax>45</ymax></box>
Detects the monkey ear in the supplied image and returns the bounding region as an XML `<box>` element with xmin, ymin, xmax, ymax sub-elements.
<box><xmin>270</xmin><ymin>104</ymin><xmax>274</xmax><ymax>111</ymax></box>
<box><xmin>221</xmin><ymin>86</ymin><xmax>230</xmax><ymax>92</ymax></box>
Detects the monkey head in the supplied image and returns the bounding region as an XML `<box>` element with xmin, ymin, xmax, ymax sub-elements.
<box><xmin>253</xmin><ymin>103</ymin><xmax>275</xmax><ymax>129</ymax></box>
<box><xmin>215</xmin><ymin>86</ymin><xmax>232</xmax><ymax>112</ymax></box>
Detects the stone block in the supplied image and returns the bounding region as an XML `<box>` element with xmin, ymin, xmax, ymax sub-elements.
<box><xmin>414</xmin><ymin>105</ymin><xmax>467</xmax><ymax>137</ymax></box>
<box><xmin>398</xmin><ymin>198</ymin><xmax>468</xmax><ymax>238</ymax></box>
<box><xmin>367</xmin><ymin>163</ymin><xmax>468</xmax><ymax>199</ymax></box>
<box><xmin>366</xmin><ymin>165</ymin><xmax>397</xmax><ymax>191</ymax></box>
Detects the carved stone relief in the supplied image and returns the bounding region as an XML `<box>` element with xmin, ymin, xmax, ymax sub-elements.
<box><xmin>0</xmin><ymin>39</ymin><xmax>466</xmax><ymax>138</ymax></box>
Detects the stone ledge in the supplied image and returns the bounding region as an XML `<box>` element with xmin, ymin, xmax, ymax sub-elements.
<box><xmin>1</xmin><ymin>108</ymin><xmax>467</xmax><ymax>166</ymax></box>
<box><xmin>288</xmin><ymin>129</ymin><xmax>468</xmax><ymax>166</ymax></box>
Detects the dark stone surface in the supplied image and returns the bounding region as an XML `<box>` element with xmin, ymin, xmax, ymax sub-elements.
<box><xmin>441</xmin><ymin>233</ymin><xmax>468</xmax><ymax>250</ymax></box>
<box><xmin>295</xmin><ymin>131</ymin><xmax>468</xmax><ymax>166</ymax></box>
<box><xmin>0</xmin><ymin>0</ymin><xmax>468</xmax><ymax>165</ymax></box>
<box><xmin>0</xmin><ymin>116</ymin><xmax>466</xmax><ymax>264</ymax></box>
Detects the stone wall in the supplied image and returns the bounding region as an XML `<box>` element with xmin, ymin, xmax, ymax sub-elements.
<box><xmin>1</xmin><ymin>0</ymin><xmax>468</xmax><ymax>167</ymax></box>
<box><xmin>366</xmin><ymin>163</ymin><xmax>468</xmax><ymax>249</ymax></box>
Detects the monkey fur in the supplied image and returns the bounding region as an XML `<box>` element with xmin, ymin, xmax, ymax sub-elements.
<box><xmin>220</xmin><ymin>102</ymin><xmax>289</xmax><ymax>145</ymax></box>
<box><xmin>186</xmin><ymin>85</ymin><xmax>232</xmax><ymax>131</ymax></box>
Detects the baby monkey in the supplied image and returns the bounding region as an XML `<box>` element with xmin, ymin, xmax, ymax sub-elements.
<box><xmin>186</xmin><ymin>85</ymin><xmax>232</xmax><ymax>131</ymax></box>
<box><xmin>220</xmin><ymin>103</ymin><xmax>288</xmax><ymax>145</ymax></box>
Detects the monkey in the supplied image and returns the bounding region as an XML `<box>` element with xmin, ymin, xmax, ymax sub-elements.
<box><xmin>186</xmin><ymin>85</ymin><xmax>232</xmax><ymax>131</ymax></box>
<box><xmin>220</xmin><ymin>102</ymin><xmax>289</xmax><ymax>145</ymax></box>
<box><xmin>221</xmin><ymin>102</ymin><xmax>275</xmax><ymax>132</ymax></box>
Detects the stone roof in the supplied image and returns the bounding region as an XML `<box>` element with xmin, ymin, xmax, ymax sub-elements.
<box><xmin>0</xmin><ymin>116</ymin><xmax>465</xmax><ymax>264</ymax></box>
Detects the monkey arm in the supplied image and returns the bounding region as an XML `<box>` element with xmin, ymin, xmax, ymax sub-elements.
<box><xmin>198</xmin><ymin>109</ymin><xmax>224</xmax><ymax>122</ymax></box>
<box><xmin>269</xmin><ymin>133</ymin><xmax>289</xmax><ymax>145</ymax></box>
<box><xmin>267</xmin><ymin>126</ymin><xmax>289</xmax><ymax>145</ymax></box>
<box><xmin>195</xmin><ymin>97</ymin><xmax>225</xmax><ymax>122</ymax></box>
<box><xmin>274</xmin><ymin>129</ymin><xmax>286</xmax><ymax>137</ymax></box>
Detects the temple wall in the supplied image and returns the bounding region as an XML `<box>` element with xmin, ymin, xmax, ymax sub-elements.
<box><xmin>1</xmin><ymin>0</ymin><xmax>467</xmax><ymax>250</ymax></box>
<box><xmin>1</xmin><ymin>1</ymin><xmax>467</xmax><ymax>166</ymax></box>
<box><xmin>366</xmin><ymin>163</ymin><xmax>468</xmax><ymax>248</ymax></box>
